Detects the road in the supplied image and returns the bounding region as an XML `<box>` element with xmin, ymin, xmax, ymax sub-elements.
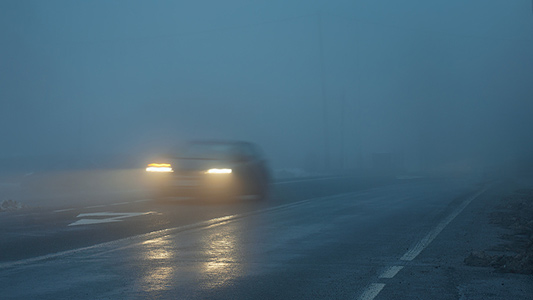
<box><xmin>1</xmin><ymin>175</ymin><xmax>532</xmax><ymax>299</ymax></box>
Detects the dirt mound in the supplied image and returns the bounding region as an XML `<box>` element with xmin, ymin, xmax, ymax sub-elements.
<box><xmin>464</xmin><ymin>188</ymin><xmax>533</xmax><ymax>274</ymax></box>
<box><xmin>465</xmin><ymin>251</ymin><xmax>533</xmax><ymax>274</ymax></box>
<box><xmin>0</xmin><ymin>199</ymin><xmax>27</xmax><ymax>212</ymax></box>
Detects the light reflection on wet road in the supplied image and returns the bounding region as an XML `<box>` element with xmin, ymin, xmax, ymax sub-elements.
<box><xmin>0</xmin><ymin>178</ymin><xmax>494</xmax><ymax>299</ymax></box>
<box><xmin>140</xmin><ymin>237</ymin><xmax>175</xmax><ymax>292</ymax></box>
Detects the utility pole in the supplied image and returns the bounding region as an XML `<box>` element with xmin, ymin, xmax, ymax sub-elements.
<box><xmin>317</xmin><ymin>12</ymin><xmax>329</xmax><ymax>171</ymax></box>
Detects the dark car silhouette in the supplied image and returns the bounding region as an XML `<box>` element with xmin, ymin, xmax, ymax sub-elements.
<box><xmin>146</xmin><ymin>140</ymin><xmax>270</xmax><ymax>201</ymax></box>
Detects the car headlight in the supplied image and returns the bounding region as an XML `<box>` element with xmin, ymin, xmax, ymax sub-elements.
<box><xmin>205</xmin><ymin>168</ymin><xmax>232</xmax><ymax>174</ymax></box>
<box><xmin>146</xmin><ymin>163</ymin><xmax>173</xmax><ymax>172</ymax></box>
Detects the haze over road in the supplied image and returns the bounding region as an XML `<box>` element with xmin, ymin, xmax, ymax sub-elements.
<box><xmin>2</xmin><ymin>1</ymin><xmax>533</xmax><ymax>299</ymax></box>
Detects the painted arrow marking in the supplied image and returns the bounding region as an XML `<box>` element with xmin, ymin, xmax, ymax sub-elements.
<box><xmin>68</xmin><ymin>212</ymin><xmax>154</xmax><ymax>226</ymax></box>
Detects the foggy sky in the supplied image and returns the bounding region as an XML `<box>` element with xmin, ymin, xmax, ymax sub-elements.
<box><xmin>1</xmin><ymin>0</ymin><xmax>532</xmax><ymax>172</ymax></box>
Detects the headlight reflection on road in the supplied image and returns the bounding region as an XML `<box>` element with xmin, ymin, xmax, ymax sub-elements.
<box><xmin>140</xmin><ymin>237</ymin><xmax>175</xmax><ymax>292</ymax></box>
<box><xmin>200</xmin><ymin>224</ymin><xmax>244</xmax><ymax>289</ymax></box>
<box><xmin>134</xmin><ymin>217</ymin><xmax>253</xmax><ymax>292</ymax></box>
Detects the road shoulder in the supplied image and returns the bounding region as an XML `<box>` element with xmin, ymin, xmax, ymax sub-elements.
<box><xmin>378</xmin><ymin>179</ymin><xmax>533</xmax><ymax>299</ymax></box>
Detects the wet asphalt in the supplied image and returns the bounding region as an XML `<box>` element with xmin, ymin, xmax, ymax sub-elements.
<box><xmin>1</xmin><ymin>176</ymin><xmax>531</xmax><ymax>299</ymax></box>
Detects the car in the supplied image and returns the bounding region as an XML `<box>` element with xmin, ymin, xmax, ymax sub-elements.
<box><xmin>145</xmin><ymin>140</ymin><xmax>270</xmax><ymax>201</ymax></box>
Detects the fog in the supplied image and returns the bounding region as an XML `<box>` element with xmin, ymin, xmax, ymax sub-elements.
<box><xmin>1</xmin><ymin>0</ymin><xmax>532</xmax><ymax>175</ymax></box>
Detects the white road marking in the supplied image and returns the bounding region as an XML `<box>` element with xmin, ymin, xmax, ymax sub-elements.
<box><xmin>53</xmin><ymin>208</ymin><xmax>74</xmax><ymax>213</ymax></box>
<box><xmin>69</xmin><ymin>218</ymin><xmax>122</xmax><ymax>226</ymax></box>
<box><xmin>356</xmin><ymin>185</ymin><xmax>490</xmax><ymax>300</ymax></box>
<box><xmin>378</xmin><ymin>266</ymin><xmax>404</xmax><ymax>279</ymax></box>
<box><xmin>0</xmin><ymin>191</ymin><xmax>360</xmax><ymax>270</ymax></box>
<box><xmin>273</xmin><ymin>176</ymin><xmax>348</xmax><ymax>185</ymax></box>
<box><xmin>134</xmin><ymin>199</ymin><xmax>150</xmax><ymax>203</ymax></box>
<box><xmin>68</xmin><ymin>212</ymin><xmax>154</xmax><ymax>226</ymax></box>
<box><xmin>400</xmin><ymin>187</ymin><xmax>488</xmax><ymax>261</ymax></box>
<box><xmin>51</xmin><ymin>199</ymin><xmax>151</xmax><ymax>215</ymax></box>
<box><xmin>85</xmin><ymin>205</ymin><xmax>106</xmax><ymax>209</ymax></box>
<box><xmin>357</xmin><ymin>283</ymin><xmax>386</xmax><ymax>300</ymax></box>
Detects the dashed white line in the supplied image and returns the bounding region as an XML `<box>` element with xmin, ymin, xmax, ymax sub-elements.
<box><xmin>400</xmin><ymin>186</ymin><xmax>488</xmax><ymax>261</ymax></box>
<box><xmin>358</xmin><ymin>283</ymin><xmax>386</xmax><ymax>300</ymax></box>
<box><xmin>378</xmin><ymin>266</ymin><xmax>404</xmax><ymax>279</ymax></box>
<box><xmin>110</xmin><ymin>202</ymin><xmax>129</xmax><ymax>206</ymax></box>
<box><xmin>356</xmin><ymin>185</ymin><xmax>489</xmax><ymax>300</ymax></box>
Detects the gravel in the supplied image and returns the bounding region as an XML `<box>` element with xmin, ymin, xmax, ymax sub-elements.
<box><xmin>464</xmin><ymin>188</ymin><xmax>533</xmax><ymax>274</ymax></box>
<box><xmin>0</xmin><ymin>199</ymin><xmax>27</xmax><ymax>212</ymax></box>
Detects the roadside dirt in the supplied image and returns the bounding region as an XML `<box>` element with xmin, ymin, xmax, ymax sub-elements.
<box><xmin>0</xmin><ymin>199</ymin><xmax>27</xmax><ymax>212</ymax></box>
<box><xmin>465</xmin><ymin>188</ymin><xmax>533</xmax><ymax>274</ymax></box>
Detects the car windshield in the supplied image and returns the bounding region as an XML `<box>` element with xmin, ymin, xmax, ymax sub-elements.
<box><xmin>181</xmin><ymin>143</ymin><xmax>237</xmax><ymax>160</ymax></box>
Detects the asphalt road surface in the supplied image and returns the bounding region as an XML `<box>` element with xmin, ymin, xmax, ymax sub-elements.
<box><xmin>1</xmin><ymin>175</ymin><xmax>532</xmax><ymax>299</ymax></box>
